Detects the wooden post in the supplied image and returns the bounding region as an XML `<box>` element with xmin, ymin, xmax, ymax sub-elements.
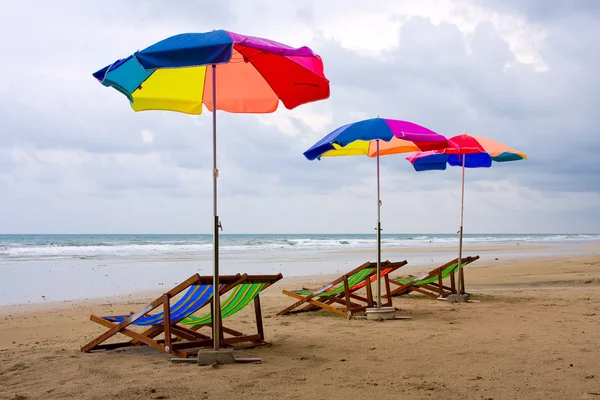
<box><xmin>163</xmin><ymin>294</ymin><xmax>172</xmax><ymax>353</ymax></box>
<box><xmin>343</xmin><ymin>276</ymin><xmax>351</xmax><ymax>318</ymax></box>
<box><xmin>365</xmin><ymin>276</ymin><xmax>373</xmax><ymax>307</ymax></box>
<box><xmin>217</xmin><ymin>296</ymin><xmax>225</xmax><ymax>347</ymax></box>
<box><xmin>254</xmin><ymin>295</ymin><xmax>264</xmax><ymax>341</ymax></box>
<box><xmin>384</xmin><ymin>274</ymin><xmax>393</xmax><ymax>306</ymax></box>
<box><xmin>437</xmin><ymin>271</ymin><xmax>444</xmax><ymax>297</ymax></box>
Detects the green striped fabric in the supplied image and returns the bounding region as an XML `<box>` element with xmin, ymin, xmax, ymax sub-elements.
<box><xmin>294</xmin><ymin>267</ymin><xmax>375</xmax><ymax>297</ymax></box>
<box><xmin>181</xmin><ymin>282</ymin><xmax>266</xmax><ymax>326</ymax></box>
<box><xmin>394</xmin><ymin>258</ymin><xmax>474</xmax><ymax>286</ymax></box>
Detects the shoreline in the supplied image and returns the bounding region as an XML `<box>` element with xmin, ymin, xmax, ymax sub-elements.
<box><xmin>1</xmin><ymin>241</ymin><xmax>598</xmax><ymax>307</ymax></box>
<box><xmin>2</xmin><ymin>250</ymin><xmax>599</xmax><ymax>314</ymax></box>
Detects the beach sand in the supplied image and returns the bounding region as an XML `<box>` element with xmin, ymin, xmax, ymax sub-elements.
<box><xmin>1</xmin><ymin>252</ymin><xmax>600</xmax><ymax>399</ymax></box>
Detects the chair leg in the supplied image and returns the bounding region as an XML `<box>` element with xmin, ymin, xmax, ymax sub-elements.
<box><xmin>343</xmin><ymin>276</ymin><xmax>352</xmax><ymax>318</ymax></box>
<box><xmin>384</xmin><ymin>275</ymin><xmax>393</xmax><ymax>306</ymax></box>
<box><xmin>217</xmin><ymin>299</ymin><xmax>225</xmax><ymax>347</ymax></box>
<box><xmin>254</xmin><ymin>295</ymin><xmax>264</xmax><ymax>341</ymax></box>
<box><xmin>163</xmin><ymin>294</ymin><xmax>172</xmax><ymax>353</ymax></box>
<box><xmin>365</xmin><ymin>276</ymin><xmax>373</xmax><ymax>307</ymax></box>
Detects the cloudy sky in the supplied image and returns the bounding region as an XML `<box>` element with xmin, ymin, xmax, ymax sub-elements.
<box><xmin>1</xmin><ymin>0</ymin><xmax>599</xmax><ymax>234</ymax></box>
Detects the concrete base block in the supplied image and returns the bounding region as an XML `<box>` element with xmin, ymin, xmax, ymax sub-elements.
<box><xmin>197</xmin><ymin>348</ymin><xmax>236</xmax><ymax>366</ymax></box>
<box><xmin>446</xmin><ymin>293</ymin><xmax>471</xmax><ymax>303</ymax></box>
<box><xmin>366</xmin><ymin>306</ymin><xmax>396</xmax><ymax>321</ymax></box>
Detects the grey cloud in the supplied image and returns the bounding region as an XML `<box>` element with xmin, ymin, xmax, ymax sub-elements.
<box><xmin>203</xmin><ymin>115</ymin><xmax>376</xmax><ymax>196</ymax></box>
<box><xmin>473</xmin><ymin>0</ymin><xmax>600</xmax><ymax>22</ymax></box>
<box><xmin>1</xmin><ymin>0</ymin><xmax>599</xmax><ymax>233</ymax></box>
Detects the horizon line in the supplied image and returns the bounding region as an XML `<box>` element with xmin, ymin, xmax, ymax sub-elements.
<box><xmin>1</xmin><ymin>232</ymin><xmax>598</xmax><ymax>236</ymax></box>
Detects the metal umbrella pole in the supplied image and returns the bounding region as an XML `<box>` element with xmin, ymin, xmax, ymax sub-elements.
<box><xmin>376</xmin><ymin>140</ymin><xmax>382</xmax><ymax>307</ymax></box>
<box><xmin>457</xmin><ymin>153</ymin><xmax>466</xmax><ymax>294</ymax></box>
<box><xmin>211</xmin><ymin>64</ymin><xmax>221</xmax><ymax>351</ymax></box>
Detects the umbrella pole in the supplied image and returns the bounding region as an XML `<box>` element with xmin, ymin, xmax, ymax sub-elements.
<box><xmin>376</xmin><ymin>140</ymin><xmax>382</xmax><ymax>308</ymax></box>
<box><xmin>211</xmin><ymin>64</ymin><xmax>221</xmax><ymax>351</ymax></box>
<box><xmin>457</xmin><ymin>154</ymin><xmax>466</xmax><ymax>294</ymax></box>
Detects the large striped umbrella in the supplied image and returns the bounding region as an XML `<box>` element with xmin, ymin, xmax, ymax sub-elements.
<box><xmin>93</xmin><ymin>30</ymin><xmax>330</xmax><ymax>351</ymax></box>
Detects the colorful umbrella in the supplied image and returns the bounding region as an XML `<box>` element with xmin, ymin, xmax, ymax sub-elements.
<box><xmin>406</xmin><ymin>133</ymin><xmax>527</xmax><ymax>294</ymax></box>
<box><xmin>94</xmin><ymin>30</ymin><xmax>330</xmax><ymax>351</ymax></box>
<box><xmin>304</xmin><ymin>118</ymin><xmax>449</xmax><ymax>310</ymax></box>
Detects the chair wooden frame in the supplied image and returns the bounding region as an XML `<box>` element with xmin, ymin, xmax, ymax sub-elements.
<box><xmin>277</xmin><ymin>260</ymin><xmax>407</xmax><ymax>319</ymax></box>
<box><xmin>172</xmin><ymin>274</ymin><xmax>283</xmax><ymax>355</ymax></box>
<box><xmin>389</xmin><ymin>256</ymin><xmax>480</xmax><ymax>298</ymax></box>
<box><xmin>81</xmin><ymin>273</ymin><xmax>282</xmax><ymax>358</ymax></box>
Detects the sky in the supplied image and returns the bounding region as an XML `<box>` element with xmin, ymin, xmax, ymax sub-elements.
<box><xmin>0</xmin><ymin>0</ymin><xmax>599</xmax><ymax>234</ymax></box>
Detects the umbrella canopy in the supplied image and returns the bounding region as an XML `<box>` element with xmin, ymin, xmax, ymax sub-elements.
<box><xmin>93</xmin><ymin>30</ymin><xmax>330</xmax><ymax>114</ymax></box>
<box><xmin>406</xmin><ymin>133</ymin><xmax>527</xmax><ymax>295</ymax></box>
<box><xmin>304</xmin><ymin>118</ymin><xmax>449</xmax><ymax>310</ymax></box>
<box><xmin>304</xmin><ymin>118</ymin><xmax>448</xmax><ymax>160</ymax></box>
<box><xmin>94</xmin><ymin>30</ymin><xmax>330</xmax><ymax>352</ymax></box>
<box><xmin>406</xmin><ymin>134</ymin><xmax>527</xmax><ymax>170</ymax></box>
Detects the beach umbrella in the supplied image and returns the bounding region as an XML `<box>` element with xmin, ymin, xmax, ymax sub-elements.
<box><xmin>304</xmin><ymin>118</ymin><xmax>450</xmax><ymax>310</ymax></box>
<box><xmin>406</xmin><ymin>133</ymin><xmax>527</xmax><ymax>294</ymax></box>
<box><xmin>93</xmin><ymin>30</ymin><xmax>330</xmax><ymax>351</ymax></box>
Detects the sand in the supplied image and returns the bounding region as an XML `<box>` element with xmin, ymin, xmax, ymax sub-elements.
<box><xmin>1</xmin><ymin>252</ymin><xmax>600</xmax><ymax>399</ymax></box>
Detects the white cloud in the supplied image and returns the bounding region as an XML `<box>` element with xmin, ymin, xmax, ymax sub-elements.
<box><xmin>141</xmin><ymin>129</ymin><xmax>155</xmax><ymax>144</ymax></box>
<box><xmin>285</xmin><ymin>0</ymin><xmax>549</xmax><ymax>70</ymax></box>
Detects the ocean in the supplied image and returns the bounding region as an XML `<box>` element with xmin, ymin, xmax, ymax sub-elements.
<box><xmin>1</xmin><ymin>233</ymin><xmax>598</xmax><ymax>306</ymax></box>
<box><xmin>1</xmin><ymin>233</ymin><xmax>598</xmax><ymax>261</ymax></box>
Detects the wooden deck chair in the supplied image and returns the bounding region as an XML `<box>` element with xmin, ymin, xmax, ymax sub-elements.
<box><xmin>389</xmin><ymin>256</ymin><xmax>480</xmax><ymax>298</ymax></box>
<box><xmin>80</xmin><ymin>273</ymin><xmax>246</xmax><ymax>358</ymax></box>
<box><xmin>299</xmin><ymin>260</ymin><xmax>408</xmax><ymax>311</ymax></box>
<box><xmin>277</xmin><ymin>260</ymin><xmax>407</xmax><ymax>319</ymax></box>
<box><xmin>170</xmin><ymin>274</ymin><xmax>283</xmax><ymax>355</ymax></box>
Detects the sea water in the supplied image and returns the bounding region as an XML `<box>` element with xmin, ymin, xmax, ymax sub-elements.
<box><xmin>2</xmin><ymin>233</ymin><xmax>597</xmax><ymax>261</ymax></box>
<box><xmin>0</xmin><ymin>233</ymin><xmax>598</xmax><ymax>305</ymax></box>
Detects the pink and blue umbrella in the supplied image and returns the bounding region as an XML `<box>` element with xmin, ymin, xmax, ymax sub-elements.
<box><xmin>407</xmin><ymin>133</ymin><xmax>527</xmax><ymax>293</ymax></box>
